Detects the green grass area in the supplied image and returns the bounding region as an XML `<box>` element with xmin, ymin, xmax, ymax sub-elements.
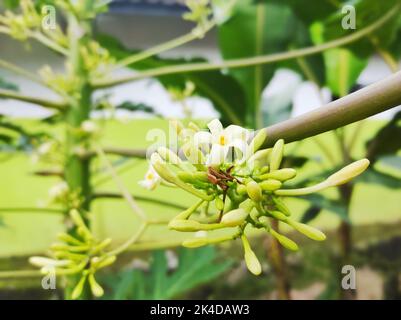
<box><xmin>0</xmin><ymin>119</ymin><xmax>400</xmax><ymax>258</ymax></box>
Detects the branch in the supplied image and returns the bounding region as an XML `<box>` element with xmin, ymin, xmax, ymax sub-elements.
<box><xmin>0</xmin><ymin>59</ymin><xmax>45</xmax><ymax>86</ymax></box>
<box><xmin>92</xmin><ymin>192</ymin><xmax>189</xmax><ymax>211</ymax></box>
<box><xmin>92</xmin><ymin>5</ymin><xmax>400</xmax><ymax>88</ymax></box>
<box><xmin>0</xmin><ymin>88</ymin><xmax>66</xmax><ymax>110</ymax></box>
<box><xmin>0</xmin><ymin>207</ymin><xmax>64</xmax><ymax>214</ymax></box>
<box><xmin>89</xmin><ymin>146</ymin><xmax>147</xmax><ymax>159</ymax></box>
<box><xmin>261</xmin><ymin>70</ymin><xmax>401</xmax><ymax>148</ymax></box>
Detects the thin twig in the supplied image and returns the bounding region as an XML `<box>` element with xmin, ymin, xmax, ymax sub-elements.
<box><xmin>95</xmin><ymin>146</ymin><xmax>147</xmax><ymax>221</ymax></box>
<box><xmin>0</xmin><ymin>88</ymin><xmax>66</xmax><ymax>110</ymax></box>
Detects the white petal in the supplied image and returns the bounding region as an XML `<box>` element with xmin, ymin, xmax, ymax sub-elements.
<box><xmin>207</xmin><ymin>119</ymin><xmax>223</xmax><ymax>136</ymax></box>
<box><xmin>207</xmin><ymin>144</ymin><xmax>229</xmax><ymax>166</ymax></box>
<box><xmin>225</xmin><ymin>125</ymin><xmax>249</xmax><ymax>141</ymax></box>
<box><xmin>193</xmin><ymin>131</ymin><xmax>212</xmax><ymax>147</ymax></box>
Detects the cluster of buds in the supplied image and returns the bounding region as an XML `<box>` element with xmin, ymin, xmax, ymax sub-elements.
<box><xmin>0</xmin><ymin>0</ymin><xmax>41</xmax><ymax>40</ymax></box>
<box><xmin>30</xmin><ymin>209</ymin><xmax>115</xmax><ymax>299</ymax></box>
<box><xmin>81</xmin><ymin>41</ymin><xmax>116</xmax><ymax>78</ymax></box>
<box><xmin>142</xmin><ymin>119</ymin><xmax>370</xmax><ymax>275</ymax></box>
<box><xmin>183</xmin><ymin>0</ymin><xmax>213</xmax><ymax>37</ymax></box>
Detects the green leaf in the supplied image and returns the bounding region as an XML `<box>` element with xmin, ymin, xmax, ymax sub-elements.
<box><xmin>366</xmin><ymin>111</ymin><xmax>401</xmax><ymax>163</ymax></box>
<box><xmin>299</xmin><ymin>194</ymin><xmax>349</xmax><ymax>222</ymax></box>
<box><xmin>379</xmin><ymin>155</ymin><xmax>401</xmax><ymax>173</ymax></box>
<box><xmin>300</xmin><ymin>206</ymin><xmax>322</xmax><ymax>224</ymax></box>
<box><xmin>97</xmin><ymin>34</ymin><xmax>246</xmax><ymax>126</ymax></box>
<box><xmin>357</xmin><ymin>167</ymin><xmax>401</xmax><ymax>189</ymax></box>
<box><xmin>101</xmin><ymin>247</ymin><xmax>232</xmax><ymax>300</ymax></box>
<box><xmin>218</xmin><ymin>1</ymin><xmax>295</xmax><ymax>127</ymax></box>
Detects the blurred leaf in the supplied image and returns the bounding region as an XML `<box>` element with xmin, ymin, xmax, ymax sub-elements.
<box><xmin>3</xmin><ymin>0</ymin><xmax>20</xmax><ymax>9</ymax></box>
<box><xmin>357</xmin><ymin>167</ymin><xmax>401</xmax><ymax>189</ymax></box>
<box><xmin>284</xmin><ymin>155</ymin><xmax>309</xmax><ymax>169</ymax></box>
<box><xmin>366</xmin><ymin>111</ymin><xmax>401</xmax><ymax>163</ymax></box>
<box><xmin>0</xmin><ymin>77</ymin><xmax>18</xmax><ymax>91</ymax></box>
<box><xmin>114</xmin><ymin>101</ymin><xmax>161</xmax><ymax>117</ymax></box>
<box><xmin>322</xmin><ymin>0</ymin><xmax>401</xmax><ymax>58</ymax></box>
<box><xmin>379</xmin><ymin>155</ymin><xmax>401</xmax><ymax>172</ymax></box>
<box><xmin>97</xmin><ymin>34</ymin><xmax>246</xmax><ymax>126</ymax></box>
<box><xmin>218</xmin><ymin>0</ymin><xmax>295</xmax><ymax>126</ymax></box>
<box><xmin>300</xmin><ymin>206</ymin><xmax>321</xmax><ymax>224</ymax></box>
<box><xmin>299</xmin><ymin>194</ymin><xmax>349</xmax><ymax>223</ymax></box>
<box><xmin>102</xmin><ymin>247</ymin><xmax>232</xmax><ymax>300</ymax></box>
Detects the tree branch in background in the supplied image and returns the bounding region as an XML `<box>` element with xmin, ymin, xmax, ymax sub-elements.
<box><xmin>0</xmin><ymin>88</ymin><xmax>66</xmax><ymax>110</ymax></box>
<box><xmin>261</xmin><ymin>70</ymin><xmax>401</xmax><ymax>148</ymax></box>
<box><xmin>93</xmin><ymin>5</ymin><xmax>400</xmax><ymax>88</ymax></box>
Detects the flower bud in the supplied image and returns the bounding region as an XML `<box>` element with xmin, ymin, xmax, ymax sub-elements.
<box><xmin>270</xmin><ymin>139</ymin><xmax>284</xmax><ymax>171</ymax></box>
<box><xmin>248</xmin><ymin>130</ymin><xmax>268</xmax><ymax>154</ymax></box>
<box><xmin>326</xmin><ymin>159</ymin><xmax>370</xmax><ymax>186</ymax></box>
<box><xmin>71</xmin><ymin>273</ymin><xmax>87</xmax><ymax>300</ymax></box>
<box><xmin>247</xmin><ymin>149</ymin><xmax>270</xmax><ymax>169</ymax></box>
<box><xmin>246</xmin><ymin>181</ymin><xmax>263</xmax><ymax>202</ymax></box>
<box><xmin>182</xmin><ymin>237</ymin><xmax>209</xmax><ymax>248</ymax></box>
<box><xmin>150</xmin><ymin>153</ymin><xmax>177</xmax><ymax>183</ymax></box>
<box><xmin>289</xmin><ymin>221</ymin><xmax>326</xmax><ymax>241</ymax></box>
<box><xmin>269</xmin><ymin>229</ymin><xmax>299</xmax><ymax>251</ymax></box>
<box><xmin>260</xmin><ymin>168</ymin><xmax>296</xmax><ymax>181</ymax></box>
<box><xmin>215</xmin><ymin>196</ymin><xmax>224</xmax><ymax>211</ymax></box>
<box><xmin>241</xmin><ymin>235</ymin><xmax>262</xmax><ymax>276</ymax></box>
<box><xmin>92</xmin><ymin>255</ymin><xmax>116</xmax><ymax>269</ymax></box>
<box><xmin>272</xmin><ymin>197</ymin><xmax>291</xmax><ymax>216</ymax></box>
<box><xmin>157</xmin><ymin>146</ymin><xmax>182</xmax><ymax>165</ymax></box>
<box><xmin>237</xmin><ymin>184</ymin><xmax>247</xmax><ymax>195</ymax></box>
<box><xmin>170</xmin><ymin>119</ymin><xmax>184</xmax><ymax>135</ymax></box>
<box><xmin>259</xmin><ymin>179</ymin><xmax>282</xmax><ymax>191</ymax></box>
<box><xmin>29</xmin><ymin>257</ymin><xmax>71</xmax><ymax>268</ymax></box>
<box><xmin>221</xmin><ymin>208</ymin><xmax>249</xmax><ymax>227</ymax></box>
<box><xmin>169</xmin><ymin>219</ymin><xmax>202</xmax><ymax>232</ymax></box>
<box><xmin>268</xmin><ymin>210</ymin><xmax>288</xmax><ymax>221</ymax></box>
<box><xmin>88</xmin><ymin>273</ymin><xmax>104</xmax><ymax>297</ymax></box>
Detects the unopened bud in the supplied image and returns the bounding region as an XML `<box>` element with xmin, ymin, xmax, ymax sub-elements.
<box><xmin>221</xmin><ymin>208</ymin><xmax>248</xmax><ymax>227</ymax></box>
<box><xmin>241</xmin><ymin>235</ymin><xmax>262</xmax><ymax>276</ymax></box>
<box><xmin>237</xmin><ymin>184</ymin><xmax>247</xmax><ymax>195</ymax></box>
<box><xmin>246</xmin><ymin>181</ymin><xmax>263</xmax><ymax>202</ymax></box>
<box><xmin>259</xmin><ymin>179</ymin><xmax>282</xmax><ymax>191</ymax></box>
<box><xmin>71</xmin><ymin>273</ymin><xmax>87</xmax><ymax>300</ymax></box>
<box><xmin>269</xmin><ymin>229</ymin><xmax>298</xmax><ymax>251</ymax></box>
<box><xmin>157</xmin><ymin>146</ymin><xmax>182</xmax><ymax>165</ymax></box>
<box><xmin>249</xmin><ymin>130</ymin><xmax>267</xmax><ymax>154</ymax></box>
<box><xmin>272</xmin><ymin>197</ymin><xmax>291</xmax><ymax>216</ymax></box>
<box><xmin>270</xmin><ymin>139</ymin><xmax>284</xmax><ymax>171</ymax></box>
<box><xmin>289</xmin><ymin>221</ymin><xmax>326</xmax><ymax>241</ymax></box>
<box><xmin>260</xmin><ymin>168</ymin><xmax>296</xmax><ymax>181</ymax></box>
<box><xmin>326</xmin><ymin>159</ymin><xmax>370</xmax><ymax>186</ymax></box>
<box><xmin>215</xmin><ymin>196</ymin><xmax>224</xmax><ymax>211</ymax></box>
<box><xmin>182</xmin><ymin>237</ymin><xmax>209</xmax><ymax>248</ymax></box>
<box><xmin>88</xmin><ymin>273</ymin><xmax>104</xmax><ymax>297</ymax></box>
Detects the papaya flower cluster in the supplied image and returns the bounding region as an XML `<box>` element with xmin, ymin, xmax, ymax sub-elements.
<box><xmin>29</xmin><ymin>209</ymin><xmax>116</xmax><ymax>299</ymax></box>
<box><xmin>141</xmin><ymin>119</ymin><xmax>370</xmax><ymax>275</ymax></box>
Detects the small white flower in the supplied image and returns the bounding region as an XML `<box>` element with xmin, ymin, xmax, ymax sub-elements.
<box><xmin>139</xmin><ymin>165</ymin><xmax>162</xmax><ymax>191</ymax></box>
<box><xmin>81</xmin><ymin>120</ymin><xmax>99</xmax><ymax>134</ymax></box>
<box><xmin>194</xmin><ymin>119</ymin><xmax>249</xmax><ymax>166</ymax></box>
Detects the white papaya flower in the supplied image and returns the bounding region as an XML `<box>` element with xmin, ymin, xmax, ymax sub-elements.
<box><xmin>194</xmin><ymin>119</ymin><xmax>249</xmax><ymax>166</ymax></box>
<box><xmin>138</xmin><ymin>164</ymin><xmax>162</xmax><ymax>191</ymax></box>
<box><xmin>81</xmin><ymin>120</ymin><xmax>99</xmax><ymax>134</ymax></box>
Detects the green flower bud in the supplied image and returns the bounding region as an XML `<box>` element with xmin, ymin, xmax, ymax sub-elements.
<box><xmin>272</xmin><ymin>197</ymin><xmax>291</xmax><ymax>216</ymax></box>
<box><xmin>259</xmin><ymin>179</ymin><xmax>282</xmax><ymax>191</ymax></box>
<box><xmin>88</xmin><ymin>273</ymin><xmax>104</xmax><ymax>297</ymax></box>
<box><xmin>29</xmin><ymin>257</ymin><xmax>71</xmax><ymax>268</ymax></box>
<box><xmin>289</xmin><ymin>221</ymin><xmax>326</xmax><ymax>241</ymax></box>
<box><xmin>269</xmin><ymin>229</ymin><xmax>299</xmax><ymax>251</ymax></box>
<box><xmin>248</xmin><ymin>130</ymin><xmax>268</xmax><ymax>154</ymax></box>
<box><xmin>215</xmin><ymin>196</ymin><xmax>225</xmax><ymax>211</ymax></box>
<box><xmin>260</xmin><ymin>168</ymin><xmax>297</xmax><ymax>181</ymax></box>
<box><xmin>169</xmin><ymin>219</ymin><xmax>202</xmax><ymax>231</ymax></box>
<box><xmin>221</xmin><ymin>208</ymin><xmax>249</xmax><ymax>227</ymax></box>
<box><xmin>237</xmin><ymin>184</ymin><xmax>247</xmax><ymax>195</ymax></box>
<box><xmin>268</xmin><ymin>210</ymin><xmax>288</xmax><ymax>221</ymax></box>
<box><xmin>246</xmin><ymin>181</ymin><xmax>263</xmax><ymax>202</ymax></box>
<box><xmin>247</xmin><ymin>149</ymin><xmax>271</xmax><ymax>169</ymax></box>
<box><xmin>157</xmin><ymin>146</ymin><xmax>182</xmax><ymax>165</ymax></box>
<box><xmin>91</xmin><ymin>255</ymin><xmax>116</xmax><ymax>270</ymax></box>
<box><xmin>57</xmin><ymin>233</ymin><xmax>84</xmax><ymax>246</ymax></box>
<box><xmin>71</xmin><ymin>273</ymin><xmax>88</xmax><ymax>300</ymax></box>
<box><xmin>260</xmin><ymin>166</ymin><xmax>270</xmax><ymax>174</ymax></box>
<box><xmin>182</xmin><ymin>237</ymin><xmax>209</xmax><ymax>248</ymax></box>
<box><xmin>151</xmin><ymin>153</ymin><xmax>177</xmax><ymax>183</ymax></box>
<box><xmin>270</xmin><ymin>139</ymin><xmax>284</xmax><ymax>171</ymax></box>
<box><xmin>170</xmin><ymin>119</ymin><xmax>184</xmax><ymax>135</ymax></box>
<box><xmin>326</xmin><ymin>159</ymin><xmax>370</xmax><ymax>186</ymax></box>
<box><xmin>241</xmin><ymin>235</ymin><xmax>262</xmax><ymax>276</ymax></box>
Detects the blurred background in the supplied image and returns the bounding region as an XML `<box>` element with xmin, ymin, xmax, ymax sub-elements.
<box><xmin>0</xmin><ymin>0</ymin><xmax>400</xmax><ymax>300</ymax></box>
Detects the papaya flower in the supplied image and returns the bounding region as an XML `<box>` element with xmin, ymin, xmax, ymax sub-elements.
<box><xmin>194</xmin><ymin>119</ymin><xmax>250</xmax><ymax>166</ymax></box>
<box><xmin>138</xmin><ymin>164</ymin><xmax>162</xmax><ymax>190</ymax></box>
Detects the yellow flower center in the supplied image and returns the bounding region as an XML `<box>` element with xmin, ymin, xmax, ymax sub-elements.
<box><xmin>219</xmin><ymin>135</ymin><xmax>227</xmax><ymax>146</ymax></box>
<box><xmin>146</xmin><ymin>173</ymin><xmax>154</xmax><ymax>180</ymax></box>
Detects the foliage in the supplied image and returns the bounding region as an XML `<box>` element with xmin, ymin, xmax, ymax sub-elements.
<box><xmin>102</xmin><ymin>247</ymin><xmax>232</xmax><ymax>300</ymax></box>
